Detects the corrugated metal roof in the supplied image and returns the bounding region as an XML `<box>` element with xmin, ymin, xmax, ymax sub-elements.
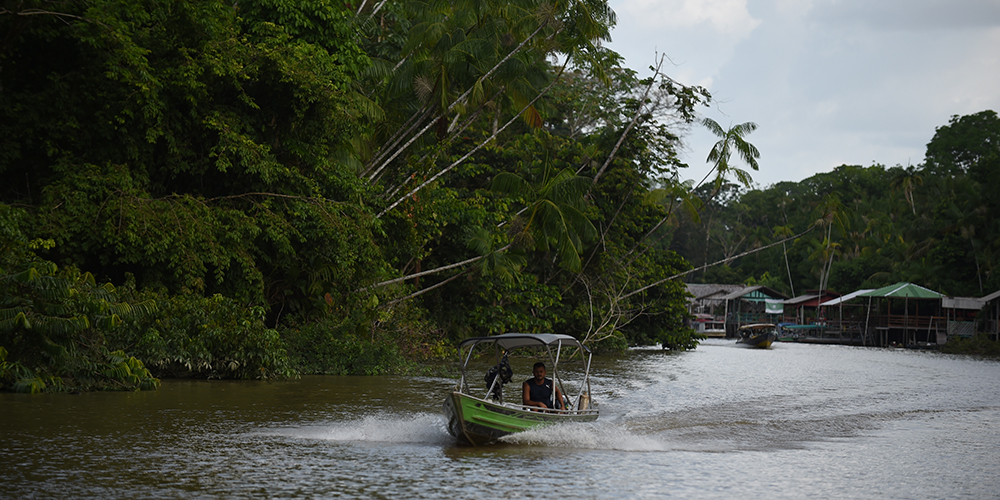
<box><xmin>819</xmin><ymin>289</ymin><xmax>875</xmax><ymax>306</ymax></box>
<box><xmin>685</xmin><ymin>284</ymin><xmax>744</xmax><ymax>301</ymax></box>
<box><xmin>942</xmin><ymin>297</ymin><xmax>986</xmax><ymax>310</ymax></box>
<box><xmin>719</xmin><ymin>285</ymin><xmax>788</xmax><ymax>301</ymax></box>
<box><xmin>784</xmin><ymin>294</ymin><xmax>818</xmax><ymax>305</ymax></box>
<box><xmin>859</xmin><ymin>282</ymin><xmax>942</xmax><ymax>299</ymax></box>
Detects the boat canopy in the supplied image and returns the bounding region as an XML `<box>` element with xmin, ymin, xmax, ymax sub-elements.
<box><xmin>781</xmin><ymin>324</ymin><xmax>824</xmax><ymax>330</ymax></box>
<box><xmin>738</xmin><ymin>323</ymin><xmax>776</xmax><ymax>329</ymax></box>
<box><xmin>457</xmin><ymin>333</ymin><xmax>588</xmax><ymax>352</ymax></box>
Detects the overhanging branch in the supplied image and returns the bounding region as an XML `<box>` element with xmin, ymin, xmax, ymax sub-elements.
<box><xmin>621</xmin><ymin>224</ymin><xmax>817</xmax><ymax>299</ymax></box>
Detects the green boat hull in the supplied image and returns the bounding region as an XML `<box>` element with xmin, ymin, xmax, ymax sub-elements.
<box><xmin>443</xmin><ymin>391</ymin><xmax>598</xmax><ymax>445</ymax></box>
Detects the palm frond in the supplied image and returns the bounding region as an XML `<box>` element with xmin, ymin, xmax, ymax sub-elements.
<box><xmin>7</xmin><ymin>270</ymin><xmax>73</xmax><ymax>300</ymax></box>
<box><xmin>491</xmin><ymin>172</ymin><xmax>533</xmax><ymax>197</ymax></box>
<box><xmin>701</xmin><ymin>117</ymin><xmax>725</xmax><ymax>137</ymax></box>
<box><xmin>0</xmin><ymin>310</ymin><xmax>31</xmax><ymax>332</ymax></box>
<box><xmin>0</xmin><ymin>307</ymin><xmax>28</xmax><ymax>321</ymax></box>
<box><xmin>95</xmin><ymin>314</ymin><xmax>124</xmax><ymax>330</ymax></box>
<box><xmin>466</xmin><ymin>227</ymin><xmax>493</xmax><ymax>256</ymax></box>
<box><xmin>348</xmin><ymin>90</ymin><xmax>385</xmax><ymax>122</ymax></box>
<box><xmin>521</xmin><ymin>104</ymin><xmax>543</xmax><ymax>128</ymax></box>
<box><xmin>33</xmin><ymin>316</ymin><xmax>90</xmax><ymax>336</ymax></box>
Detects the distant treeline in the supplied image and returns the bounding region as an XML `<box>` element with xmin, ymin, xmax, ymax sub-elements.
<box><xmin>672</xmin><ymin>110</ymin><xmax>1000</xmax><ymax>300</ymax></box>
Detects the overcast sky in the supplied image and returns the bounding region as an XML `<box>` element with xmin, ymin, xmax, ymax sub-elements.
<box><xmin>604</xmin><ymin>0</ymin><xmax>1000</xmax><ymax>188</ymax></box>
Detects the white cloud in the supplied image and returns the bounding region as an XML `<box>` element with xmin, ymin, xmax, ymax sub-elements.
<box><xmin>948</xmin><ymin>27</ymin><xmax>1000</xmax><ymax>110</ymax></box>
<box><xmin>617</xmin><ymin>0</ymin><xmax>762</xmax><ymax>39</ymax></box>
<box><xmin>606</xmin><ymin>0</ymin><xmax>1000</xmax><ymax>187</ymax></box>
<box><xmin>807</xmin><ymin>0</ymin><xmax>1000</xmax><ymax>31</ymax></box>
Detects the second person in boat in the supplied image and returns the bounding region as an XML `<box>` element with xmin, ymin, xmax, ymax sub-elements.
<box><xmin>522</xmin><ymin>362</ymin><xmax>564</xmax><ymax>410</ymax></box>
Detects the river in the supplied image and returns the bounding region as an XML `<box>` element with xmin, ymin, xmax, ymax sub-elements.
<box><xmin>2</xmin><ymin>339</ymin><xmax>999</xmax><ymax>499</ymax></box>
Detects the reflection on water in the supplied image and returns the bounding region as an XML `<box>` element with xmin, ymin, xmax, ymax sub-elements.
<box><xmin>3</xmin><ymin>340</ymin><xmax>1000</xmax><ymax>498</ymax></box>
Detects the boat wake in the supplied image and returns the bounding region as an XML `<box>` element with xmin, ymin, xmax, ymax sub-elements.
<box><xmin>265</xmin><ymin>412</ymin><xmax>684</xmax><ymax>451</ymax></box>
<box><xmin>266</xmin><ymin>412</ymin><xmax>453</xmax><ymax>445</ymax></box>
<box><xmin>499</xmin><ymin>421</ymin><xmax>674</xmax><ymax>451</ymax></box>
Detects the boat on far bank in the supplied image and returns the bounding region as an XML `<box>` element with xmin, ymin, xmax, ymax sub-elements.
<box><xmin>443</xmin><ymin>333</ymin><xmax>599</xmax><ymax>446</ymax></box>
<box><xmin>776</xmin><ymin>323</ymin><xmax>823</xmax><ymax>342</ymax></box>
<box><xmin>692</xmin><ymin>313</ymin><xmax>727</xmax><ymax>338</ymax></box>
<box><xmin>736</xmin><ymin>323</ymin><xmax>777</xmax><ymax>349</ymax></box>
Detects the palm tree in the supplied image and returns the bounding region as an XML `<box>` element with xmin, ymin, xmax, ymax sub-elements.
<box><xmin>492</xmin><ymin>162</ymin><xmax>597</xmax><ymax>273</ymax></box>
<box><xmin>812</xmin><ymin>195</ymin><xmax>847</xmax><ymax>294</ymax></box>
<box><xmin>890</xmin><ymin>165</ymin><xmax>924</xmax><ymax>215</ymax></box>
<box><xmin>699</xmin><ymin>118</ymin><xmax>761</xmax><ymax>200</ymax></box>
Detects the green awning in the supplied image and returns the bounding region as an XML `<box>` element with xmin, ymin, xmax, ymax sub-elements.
<box><xmin>858</xmin><ymin>282</ymin><xmax>942</xmax><ymax>299</ymax></box>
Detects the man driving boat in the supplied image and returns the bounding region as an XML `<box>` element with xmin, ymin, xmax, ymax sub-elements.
<box><xmin>522</xmin><ymin>362</ymin><xmax>564</xmax><ymax>410</ymax></box>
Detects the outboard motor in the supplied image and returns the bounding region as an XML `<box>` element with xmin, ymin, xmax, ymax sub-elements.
<box><xmin>483</xmin><ymin>353</ymin><xmax>513</xmax><ymax>401</ymax></box>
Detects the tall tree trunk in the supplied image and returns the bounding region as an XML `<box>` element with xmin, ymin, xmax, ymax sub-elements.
<box><xmin>783</xmin><ymin>241</ymin><xmax>795</xmax><ymax>297</ymax></box>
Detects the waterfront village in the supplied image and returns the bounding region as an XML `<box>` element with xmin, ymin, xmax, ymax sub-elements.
<box><xmin>685</xmin><ymin>282</ymin><xmax>1000</xmax><ymax>348</ymax></box>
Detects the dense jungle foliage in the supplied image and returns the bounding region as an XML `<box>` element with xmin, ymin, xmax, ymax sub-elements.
<box><xmin>4</xmin><ymin>2</ymin><xmax>996</xmax><ymax>392</ymax></box>
<box><xmin>1</xmin><ymin>0</ymin><xmax>717</xmax><ymax>391</ymax></box>
<box><xmin>673</xmin><ymin>110</ymin><xmax>1000</xmax><ymax>301</ymax></box>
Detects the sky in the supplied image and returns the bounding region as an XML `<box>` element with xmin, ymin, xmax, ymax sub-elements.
<box><xmin>604</xmin><ymin>0</ymin><xmax>1000</xmax><ymax>188</ymax></box>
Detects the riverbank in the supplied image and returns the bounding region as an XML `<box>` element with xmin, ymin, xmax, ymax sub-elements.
<box><xmin>938</xmin><ymin>333</ymin><xmax>1000</xmax><ymax>356</ymax></box>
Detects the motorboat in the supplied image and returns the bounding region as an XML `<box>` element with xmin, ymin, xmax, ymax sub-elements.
<box><xmin>443</xmin><ymin>333</ymin><xmax>598</xmax><ymax>445</ymax></box>
<box><xmin>735</xmin><ymin>323</ymin><xmax>777</xmax><ymax>348</ymax></box>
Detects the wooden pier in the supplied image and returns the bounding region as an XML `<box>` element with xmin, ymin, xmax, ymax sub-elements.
<box><xmin>776</xmin><ymin>315</ymin><xmax>952</xmax><ymax>347</ymax></box>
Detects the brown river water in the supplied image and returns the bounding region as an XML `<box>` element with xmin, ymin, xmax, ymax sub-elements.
<box><xmin>2</xmin><ymin>339</ymin><xmax>999</xmax><ymax>499</ymax></box>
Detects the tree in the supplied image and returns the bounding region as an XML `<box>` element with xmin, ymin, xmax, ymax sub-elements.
<box><xmin>924</xmin><ymin>110</ymin><xmax>1000</xmax><ymax>177</ymax></box>
<box><xmin>890</xmin><ymin>165</ymin><xmax>924</xmax><ymax>215</ymax></box>
<box><xmin>699</xmin><ymin>118</ymin><xmax>761</xmax><ymax>198</ymax></box>
<box><xmin>1</xmin><ymin>0</ymin><xmax>729</xmax><ymax>380</ymax></box>
<box><xmin>0</xmin><ymin>260</ymin><xmax>159</xmax><ymax>393</ymax></box>
<box><xmin>492</xmin><ymin>160</ymin><xmax>597</xmax><ymax>273</ymax></box>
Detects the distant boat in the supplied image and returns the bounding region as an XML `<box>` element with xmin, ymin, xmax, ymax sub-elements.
<box><xmin>775</xmin><ymin>322</ymin><xmax>799</xmax><ymax>342</ymax></box>
<box><xmin>776</xmin><ymin>323</ymin><xmax>824</xmax><ymax>342</ymax></box>
<box><xmin>443</xmin><ymin>333</ymin><xmax>599</xmax><ymax>445</ymax></box>
<box><xmin>736</xmin><ymin>323</ymin><xmax>777</xmax><ymax>349</ymax></box>
<box><xmin>692</xmin><ymin>313</ymin><xmax>726</xmax><ymax>338</ymax></box>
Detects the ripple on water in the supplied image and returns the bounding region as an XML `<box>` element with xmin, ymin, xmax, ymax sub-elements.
<box><xmin>3</xmin><ymin>345</ymin><xmax>1000</xmax><ymax>498</ymax></box>
<box><xmin>262</xmin><ymin>411</ymin><xmax>453</xmax><ymax>445</ymax></box>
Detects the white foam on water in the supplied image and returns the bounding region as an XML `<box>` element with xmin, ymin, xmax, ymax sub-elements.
<box><xmin>268</xmin><ymin>413</ymin><xmax>678</xmax><ymax>451</ymax></box>
<box><xmin>267</xmin><ymin>412</ymin><xmax>452</xmax><ymax>445</ymax></box>
<box><xmin>499</xmin><ymin>421</ymin><xmax>674</xmax><ymax>452</ymax></box>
